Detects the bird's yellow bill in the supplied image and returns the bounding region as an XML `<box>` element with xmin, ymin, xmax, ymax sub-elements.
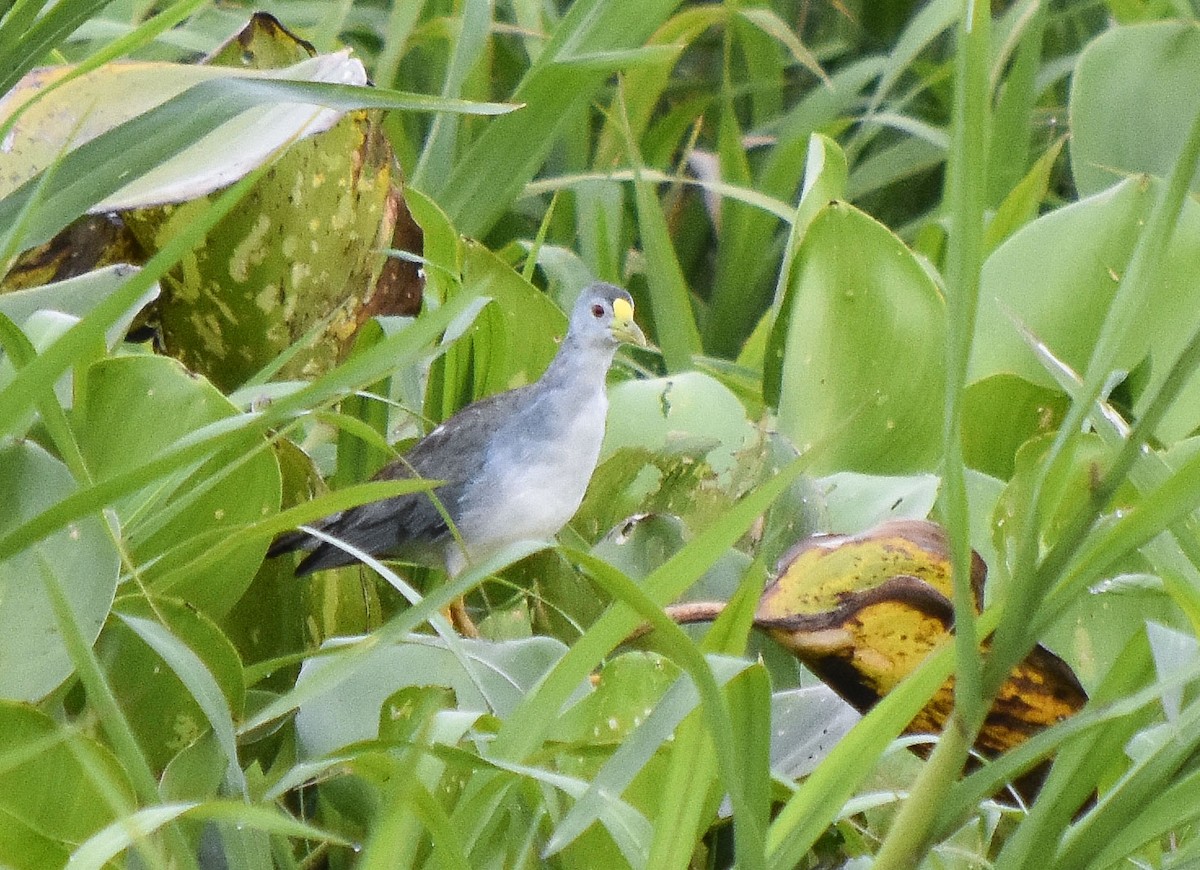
<box><xmin>611</xmin><ymin>297</ymin><xmax>648</xmax><ymax>347</ymax></box>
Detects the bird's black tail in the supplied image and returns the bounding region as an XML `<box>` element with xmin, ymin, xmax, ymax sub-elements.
<box><xmin>265</xmin><ymin>529</ymin><xmax>312</xmax><ymax>560</ymax></box>
<box><xmin>267</xmin><ymin>528</ymin><xmax>361</xmax><ymax>576</ymax></box>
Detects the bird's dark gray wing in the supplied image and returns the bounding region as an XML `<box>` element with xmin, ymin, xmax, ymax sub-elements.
<box><xmin>278</xmin><ymin>386</ymin><xmax>535</xmax><ymax>575</ymax></box>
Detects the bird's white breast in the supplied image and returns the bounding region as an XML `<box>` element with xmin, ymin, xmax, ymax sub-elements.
<box><xmin>458</xmin><ymin>390</ymin><xmax>607</xmax><ymax>560</ymax></box>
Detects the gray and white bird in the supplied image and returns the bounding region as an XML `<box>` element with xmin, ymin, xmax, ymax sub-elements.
<box><xmin>268</xmin><ymin>282</ymin><xmax>647</xmax><ymax>577</ymax></box>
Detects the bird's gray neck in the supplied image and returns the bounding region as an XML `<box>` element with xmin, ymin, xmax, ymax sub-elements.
<box><xmin>539</xmin><ymin>335</ymin><xmax>617</xmax><ymax>396</ymax></box>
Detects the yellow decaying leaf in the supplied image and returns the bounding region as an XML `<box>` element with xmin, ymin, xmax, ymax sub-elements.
<box><xmin>755</xmin><ymin>519</ymin><xmax>1086</xmax><ymax>797</ymax></box>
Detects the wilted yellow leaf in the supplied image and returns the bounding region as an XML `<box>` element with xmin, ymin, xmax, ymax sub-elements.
<box><xmin>756</xmin><ymin>519</ymin><xmax>1086</xmax><ymax>798</ymax></box>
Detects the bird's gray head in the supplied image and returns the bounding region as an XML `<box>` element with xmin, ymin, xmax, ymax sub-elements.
<box><xmin>568</xmin><ymin>283</ymin><xmax>648</xmax><ymax>350</ymax></box>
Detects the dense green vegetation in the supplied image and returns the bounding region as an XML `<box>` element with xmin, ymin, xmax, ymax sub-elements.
<box><xmin>3</xmin><ymin>0</ymin><xmax>1200</xmax><ymax>866</ymax></box>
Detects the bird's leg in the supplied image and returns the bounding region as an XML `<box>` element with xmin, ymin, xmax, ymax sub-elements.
<box><xmin>448</xmin><ymin>597</ymin><xmax>479</xmax><ymax>638</ymax></box>
<box><xmin>442</xmin><ymin>551</ymin><xmax>480</xmax><ymax>638</ymax></box>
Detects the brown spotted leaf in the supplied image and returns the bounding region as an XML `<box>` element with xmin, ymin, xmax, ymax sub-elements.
<box><xmin>0</xmin><ymin>14</ymin><xmax>423</xmax><ymax>389</ymax></box>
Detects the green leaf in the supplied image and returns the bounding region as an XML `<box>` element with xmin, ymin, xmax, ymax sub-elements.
<box><xmin>331</xmin><ymin>320</ymin><xmax>399</xmax><ymax>488</ymax></box>
<box><xmin>775</xmin><ymin>201</ymin><xmax>946</xmax><ymax>474</ymax></box>
<box><xmin>961</xmin><ymin>374</ymin><xmax>1067</xmax><ymax>479</ymax></box>
<box><xmin>0</xmin><ymin>438</ymin><xmax>118</xmax><ymax>701</ymax></box>
<box><xmin>602</xmin><ymin>371</ymin><xmax>757</xmax><ymax>480</ymax></box>
<box><xmin>0</xmin><ymin>702</ymin><xmax>134</xmax><ymax>857</ymax></box>
<box><xmin>764</xmin><ymin>133</ymin><xmax>849</xmax><ymax>408</ymax></box>
<box><xmin>0</xmin><ymin>0</ymin><xmax>112</xmax><ymax>96</ymax></box>
<box><xmin>102</xmin><ymin>596</ymin><xmax>245</xmax><ymax>776</ymax></box>
<box><xmin>0</xmin><ymin>265</ymin><xmax>158</xmax><ymax>350</ymax></box>
<box><xmin>460</xmin><ymin>243</ymin><xmax>565</xmax><ymax>396</ymax></box>
<box><xmin>970</xmin><ymin>176</ymin><xmax>1200</xmax><ymax>443</ymax></box>
<box><xmin>0</xmin><ymin>75</ymin><xmax>513</xmax><ymax>253</ymax></box>
<box><xmin>74</xmin><ymin>355</ymin><xmax>281</xmax><ymax>617</ymax></box>
<box><xmin>1069</xmin><ymin>21</ymin><xmax>1200</xmax><ymax>198</ymax></box>
<box><xmin>984</xmin><ymin>136</ymin><xmax>1066</xmax><ymax>254</ymax></box>
<box><xmin>1</xmin><ymin>54</ymin><xmax>366</xmax><ymax>210</ymax></box>
<box><xmin>986</xmin><ymin>3</ymin><xmax>1045</xmax><ymax>208</ymax></box>
<box><xmin>764</xmin><ymin>641</ymin><xmax>957</xmax><ymax>869</ymax></box>
<box><xmin>547</xmin><ymin>651</ymin><xmax>685</xmax><ymax>860</ymax></box>
<box><xmin>492</xmin><ymin>457</ymin><xmax>808</xmax><ymax>764</ymax></box>
<box><xmin>0</xmin><ymin>291</ymin><xmax>474</xmax><ymax>575</ymax></box>
<box><xmin>0</xmin><ymin>808</ymin><xmax>68</xmax><ymax>870</ymax></box>
<box><xmin>295</xmin><ymin>634</ymin><xmax>567</xmax><ymax>758</ymax></box>
<box><xmin>111</xmin><ymin>600</ymin><xmax>247</xmax><ymax>782</ymax></box>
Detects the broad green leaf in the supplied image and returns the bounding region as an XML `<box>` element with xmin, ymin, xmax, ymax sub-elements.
<box><xmin>401</xmin><ymin>186</ymin><xmax>462</xmax><ymax>304</ymax></box>
<box><xmin>0</xmin><ymin>54</ymin><xmax>365</xmax><ymax>210</ymax></box>
<box><xmin>1069</xmin><ymin>21</ymin><xmax>1200</xmax><ymax>198</ymax></box>
<box><xmin>100</xmin><ymin>595</ymin><xmax>244</xmax><ymax>774</ymax></box>
<box><xmin>768</xmin><ymin>686</ymin><xmax>859</xmax><ymax>780</ymax></box>
<box><xmin>764</xmin><ymin>133</ymin><xmax>849</xmax><ymax>408</ymax></box>
<box><xmin>295</xmin><ymin>635</ymin><xmax>567</xmax><ymax>757</ymax></box>
<box><xmin>553</xmin><ymin>651</ymin><xmax>681</xmax><ymax>746</ymax></box>
<box><xmin>114</xmin><ymin>608</ymin><xmax>246</xmax><ymax>791</ymax></box>
<box><xmin>74</xmin><ymin>355</ymin><xmax>281</xmax><ymax>616</ymax></box>
<box><xmin>0</xmin><ymin>265</ymin><xmax>158</xmax><ymax>350</ymax></box>
<box><xmin>0</xmin><ymin>702</ymin><xmax>134</xmax><ymax>859</ymax></box>
<box><xmin>0</xmin><ymin>809</ymin><xmax>68</xmax><ymax>870</ymax></box>
<box><xmin>815</xmin><ymin>471</ymin><xmax>941</xmax><ymax>535</ymax></box>
<box><xmin>970</xmin><ymin>176</ymin><xmax>1200</xmax><ymax>443</ymax></box>
<box><xmin>0</xmin><ymin>438</ymin><xmax>117</xmax><ymax>701</ymax></box>
<box><xmin>602</xmin><ymin>372</ymin><xmax>757</xmax><ymax>480</ymax></box>
<box><xmin>995</xmin><ymin>434</ymin><xmax>1175</xmax><ymax>691</ymax></box>
<box><xmin>459</xmin><ymin>242</ymin><xmax>565</xmax><ymax>397</ymax></box>
<box><xmin>961</xmin><ymin>374</ymin><xmax>1067</xmax><ymax>479</ymax></box>
<box><xmin>159</xmin><ymin>731</ymin><xmax>225</xmax><ymax>804</ymax></box>
<box><xmin>0</xmin><ymin>75</ymin><xmax>511</xmax><ymax>256</ymax></box>
<box><xmin>548</xmin><ymin>651</ymin><xmax>683</xmax><ymax>862</ymax></box>
<box><xmin>491</xmin><ymin>457</ymin><xmax>808</xmax><ymax>764</ymax></box>
<box><xmin>0</xmin><ymin>309</ymin><xmax>99</xmax><ymax>434</ymax></box>
<box><xmin>557</xmin><ymin>550</ymin><xmax>768</xmax><ymax>868</ymax></box>
<box><xmin>775</xmin><ymin>201</ymin><xmax>946</xmax><ymax>474</ymax></box>
<box><xmin>424</xmin><ymin>245</ymin><xmax>566</xmax><ymax>439</ymax></box>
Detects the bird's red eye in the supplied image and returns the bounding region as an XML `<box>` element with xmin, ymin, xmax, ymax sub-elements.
<box><xmin>591</xmin><ymin>303</ymin><xmax>605</xmax><ymax>318</ymax></box>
